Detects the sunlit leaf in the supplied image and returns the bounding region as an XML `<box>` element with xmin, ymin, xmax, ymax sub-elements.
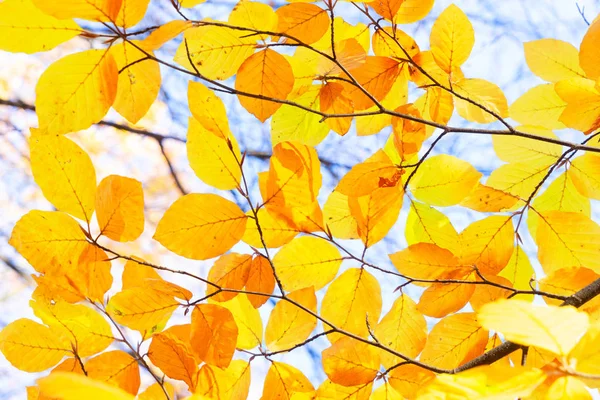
<box><xmin>478</xmin><ymin>299</ymin><xmax>589</xmax><ymax>355</ymax></box>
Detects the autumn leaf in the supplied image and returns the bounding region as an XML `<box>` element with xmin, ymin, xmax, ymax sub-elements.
<box><xmin>153</xmin><ymin>193</ymin><xmax>247</xmax><ymax>260</ymax></box>
<box><xmin>0</xmin><ymin>0</ymin><xmax>81</xmax><ymax>54</ymax></box>
<box><xmin>36</xmin><ymin>49</ymin><xmax>118</xmax><ymax>135</ymax></box>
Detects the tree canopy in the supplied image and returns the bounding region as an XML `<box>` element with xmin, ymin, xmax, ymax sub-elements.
<box><xmin>1</xmin><ymin>0</ymin><xmax>600</xmax><ymax>399</ymax></box>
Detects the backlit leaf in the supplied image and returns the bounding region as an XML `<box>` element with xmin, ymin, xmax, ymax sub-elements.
<box><xmin>273</xmin><ymin>236</ymin><xmax>342</xmax><ymax>292</ymax></box>
<box><xmin>524</xmin><ymin>39</ymin><xmax>586</xmax><ymax>82</ymax></box>
<box><xmin>191</xmin><ymin>303</ymin><xmax>238</xmax><ymax>368</ymax></box>
<box><xmin>37</xmin><ymin>373</ymin><xmax>134</xmax><ymax>400</ymax></box>
<box><xmin>430</xmin><ymin>4</ymin><xmax>474</xmax><ymax>73</ymax></box>
<box><xmin>154</xmin><ymin>193</ymin><xmax>247</xmax><ymax>260</ymax></box>
<box><xmin>0</xmin><ymin>0</ymin><xmax>80</xmax><ymax>54</ymax></box>
<box><xmin>0</xmin><ymin>319</ymin><xmax>70</xmax><ymax>372</ymax></box>
<box><xmin>236</xmin><ymin>49</ymin><xmax>294</xmax><ymax>122</ymax></box>
<box><xmin>375</xmin><ymin>294</ymin><xmax>427</xmax><ymax>368</ymax></box>
<box><xmin>322</xmin><ymin>337</ymin><xmax>380</xmax><ymax>387</ymax></box>
<box><xmin>266</xmin><ymin>287</ymin><xmax>317</xmax><ymax>352</ymax></box>
<box><xmin>30</xmin><ymin>135</ymin><xmax>96</xmax><ymax>221</ymax></box>
<box><xmin>420</xmin><ymin>312</ymin><xmax>488</xmax><ymax>369</ymax></box>
<box><xmin>85</xmin><ymin>350</ymin><xmax>140</xmax><ymax>395</ymax></box>
<box><xmin>36</xmin><ymin>49</ymin><xmax>118</xmax><ymax>135</ymax></box>
<box><xmin>321</xmin><ymin>268</ymin><xmax>382</xmax><ymax>343</ymax></box>
<box><xmin>478</xmin><ymin>299</ymin><xmax>589</xmax><ymax>355</ymax></box>
<box><xmin>96</xmin><ymin>175</ymin><xmax>144</xmax><ymax>242</ymax></box>
<box><xmin>409</xmin><ymin>154</ymin><xmax>482</xmax><ymax>206</ymax></box>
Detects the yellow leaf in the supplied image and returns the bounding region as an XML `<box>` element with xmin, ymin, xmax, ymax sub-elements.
<box><xmin>458</xmin><ymin>216</ymin><xmax>514</xmax><ymax>275</ymax></box>
<box><xmin>242</xmin><ymin>208</ymin><xmax>298</xmax><ymax>249</ymax></box>
<box><xmin>187</xmin><ymin>118</ymin><xmax>241</xmax><ymax>191</ymax></box>
<box><xmin>180</xmin><ymin>0</ymin><xmax>205</xmax><ymax>6</ymax></box>
<box><xmin>319</xmin><ymin>82</ymin><xmax>354</xmax><ymax>136</ymax></box>
<box><xmin>30</xmin><ymin>135</ymin><xmax>96</xmax><ymax>221</ymax></box>
<box><xmin>430</xmin><ymin>4</ymin><xmax>474</xmax><ymax>73</ymax></box>
<box><xmin>344</xmin><ymin>56</ymin><xmax>401</xmax><ymax>110</ymax></box>
<box><xmin>33</xmin><ymin>0</ymin><xmax>122</xmax><ymax>21</ymax></box>
<box><xmin>215</xmin><ymin>294</ymin><xmax>262</xmax><ymax>350</ymax></box>
<box><xmin>142</xmin><ymin>20</ymin><xmax>193</xmax><ymax>50</ymax></box>
<box><xmin>492</xmin><ymin>126</ymin><xmax>562</xmax><ymax>164</ymax></box>
<box><xmin>498</xmin><ymin>246</ymin><xmax>535</xmax><ymax>302</ymax></box>
<box><xmin>276</xmin><ymin>3</ymin><xmax>329</xmax><ymax>44</ymax></box>
<box><xmin>453</xmin><ymin>78</ymin><xmax>509</xmax><ymax>124</ymax></box>
<box><xmin>568</xmin><ymin>323</ymin><xmax>600</xmax><ymax>385</ymax></box>
<box><xmin>349</xmin><ymin>186</ymin><xmax>404</xmax><ymax>247</ymax></box>
<box><xmin>107</xmin><ymin>284</ymin><xmax>180</xmax><ymax>333</ymax></box>
<box><xmin>153</xmin><ymin>193</ymin><xmax>247</xmax><ymax>260</ymax></box>
<box><xmin>229</xmin><ymin>1</ymin><xmax>277</xmax><ymax>37</ymax></box>
<box><xmin>569</xmin><ymin>153</ymin><xmax>600</xmax><ymax>200</ymax></box>
<box><xmin>321</xmin><ymin>268</ymin><xmax>382</xmax><ymax>342</ymax></box>
<box><xmin>369</xmin><ymin>0</ymin><xmax>405</xmax><ymax>21</ymax></box>
<box><xmin>546</xmin><ymin>376</ymin><xmax>591</xmax><ymax>400</ymax></box>
<box><xmin>524</xmin><ymin>39</ymin><xmax>586</xmax><ymax>82</ymax></box>
<box><xmin>409</xmin><ymin>154</ymin><xmax>482</xmax><ymax>206</ymax></box>
<box><xmin>36</xmin><ymin>49</ymin><xmax>118</xmax><ymax>135</ymax></box>
<box><xmin>148</xmin><ymin>327</ymin><xmax>198</xmax><ymax>389</ymax></box>
<box><xmin>417</xmin><ymin>271</ymin><xmax>477</xmax><ymax>318</ymax></box>
<box><xmin>469</xmin><ymin>274</ymin><xmax>513</xmax><ymax>312</ymax></box>
<box><xmin>555</xmin><ymin>77</ymin><xmax>600</xmax><ymax>134</ymax></box>
<box><xmin>85</xmin><ymin>350</ymin><xmax>140</xmax><ymax>395</ymax></box>
<box><xmin>9</xmin><ymin>211</ymin><xmax>88</xmax><ymax>274</ymax></box>
<box><xmin>417</xmin><ymin>364</ymin><xmax>545</xmax><ymax>400</ymax></box>
<box><xmin>478</xmin><ymin>299</ymin><xmax>589</xmax><ymax>355</ymax></box>
<box><xmin>245</xmin><ymin>256</ymin><xmax>276</xmax><ymax>308</ymax></box>
<box><xmin>314</xmin><ymin>378</ymin><xmax>372</xmax><ymax>400</ymax></box>
<box><xmin>388</xmin><ymin>364</ymin><xmax>435</xmax><ymax>398</ymax></box>
<box><xmin>272</xmin><ymin>85</ymin><xmax>331</xmax><ymax>146</ymax></box>
<box><xmin>206</xmin><ymin>253</ymin><xmax>251</xmax><ymax>302</ymax></box>
<box><xmin>236</xmin><ymin>49</ymin><xmax>294</xmax><ymax>122</ymax></box>
<box><xmin>37</xmin><ymin>372</ymin><xmax>134</xmax><ymax>400</ymax></box>
<box><xmin>528</xmin><ymin>172</ymin><xmax>590</xmax><ymax>241</ymax></box>
<box><xmin>70</xmin><ymin>244</ymin><xmax>113</xmax><ymax>302</ymax></box>
<box><xmin>336</xmin><ymin>159</ymin><xmax>401</xmax><ymax>198</ymax></box>
<box><xmin>323</xmin><ymin>190</ymin><xmax>360</xmax><ymax>240</ymax></box>
<box><xmin>115</xmin><ymin>0</ymin><xmax>149</xmax><ymax>27</ymax></box>
<box><xmin>508</xmin><ymin>84</ymin><xmax>567</xmax><ymax>129</ymax></box>
<box><xmin>420</xmin><ymin>312</ymin><xmax>488</xmax><ymax>369</ymax></box>
<box><xmin>111</xmin><ymin>41</ymin><xmax>161</xmax><ymax>124</ymax></box>
<box><xmin>262</xmin><ymin>362</ymin><xmax>314</xmax><ymax>400</ymax></box>
<box><xmin>138</xmin><ymin>382</ymin><xmax>175</xmax><ymax>400</ymax></box>
<box><xmin>389</xmin><ymin>242</ymin><xmax>463</xmax><ymax>281</ymax></box>
<box><xmin>263</xmin><ymin>141</ymin><xmax>323</xmax><ymax>231</ymax></box>
<box><xmin>486</xmin><ymin>161</ymin><xmax>550</xmax><ymax>199</ymax></box>
<box><xmin>370</xmin><ymin>383</ymin><xmax>404</xmax><ymax>400</ymax></box>
<box><xmin>266</xmin><ymin>287</ymin><xmax>317</xmax><ymax>352</ymax></box>
<box><xmin>174</xmin><ymin>25</ymin><xmax>256</xmax><ymax>80</ymax></box>
<box><xmin>191</xmin><ymin>303</ymin><xmax>238</xmax><ymax>368</ymax></box>
<box><xmin>96</xmin><ymin>175</ymin><xmax>144</xmax><ymax>242</ymax></box>
<box><xmin>0</xmin><ymin>0</ymin><xmax>80</xmax><ymax>54</ymax></box>
<box><xmin>536</xmin><ymin>211</ymin><xmax>600</xmax><ymax>274</ymax></box>
<box><xmin>322</xmin><ymin>337</ymin><xmax>380</xmax><ymax>387</ymax></box>
<box><xmin>195</xmin><ymin>360</ymin><xmax>251</xmax><ymax>400</ymax></box>
<box><xmin>273</xmin><ymin>236</ymin><xmax>342</xmax><ymax>292</ymax></box>
<box><xmin>580</xmin><ymin>19</ymin><xmax>600</xmax><ymax>80</ymax></box>
<box><xmin>375</xmin><ymin>294</ymin><xmax>427</xmax><ymax>368</ymax></box>
<box><xmin>30</xmin><ymin>300</ymin><xmax>113</xmax><ymax>358</ymax></box>
<box><xmin>393</xmin><ymin>0</ymin><xmax>434</xmax><ymax>23</ymax></box>
<box><xmin>459</xmin><ymin>184</ymin><xmax>519</xmax><ymax>212</ymax></box>
<box><xmin>0</xmin><ymin>319</ymin><xmax>70</xmax><ymax>372</ymax></box>
<box><xmin>373</xmin><ymin>27</ymin><xmax>420</xmax><ymax>60</ymax></box>
<box><xmin>405</xmin><ymin>201</ymin><xmax>459</xmax><ymax>253</ymax></box>
<box><xmin>188</xmin><ymin>81</ymin><xmax>229</xmax><ymax>134</ymax></box>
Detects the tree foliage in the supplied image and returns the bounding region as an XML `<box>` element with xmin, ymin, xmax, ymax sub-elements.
<box><xmin>1</xmin><ymin>0</ymin><xmax>600</xmax><ymax>399</ymax></box>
